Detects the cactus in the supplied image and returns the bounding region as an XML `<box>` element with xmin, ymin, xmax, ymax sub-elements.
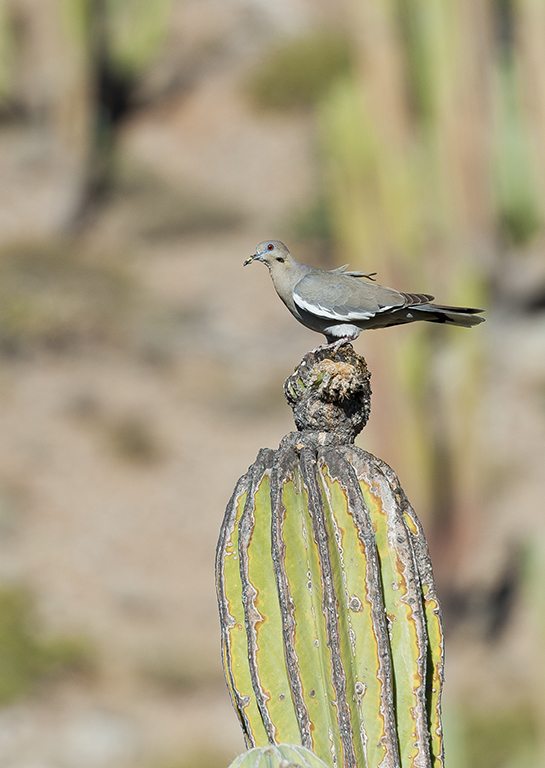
<box><xmin>227</xmin><ymin>744</ymin><xmax>331</xmax><ymax>768</ymax></box>
<box><xmin>216</xmin><ymin>346</ymin><xmax>444</xmax><ymax>768</ymax></box>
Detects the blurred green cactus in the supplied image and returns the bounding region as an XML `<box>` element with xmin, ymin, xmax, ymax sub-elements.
<box><xmin>245</xmin><ymin>30</ymin><xmax>354</xmax><ymax>112</ymax></box>
<box><xmin>217</xmin><ymin>346</ymin><xmax>444</xmax><ymax>768</ymax></box>
<box><xmin>61</xmin><ymin>0</ymin><xmax>173</xmax><ymax>76</ymax></box>
<box><xmin>227</xmin><ymin>744</ymin><xmax>330</xmax><ymax>768</ymax></box>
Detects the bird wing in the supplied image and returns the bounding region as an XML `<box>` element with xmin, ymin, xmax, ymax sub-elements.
<box><xmin>330</xmin><ymin>264</ymin><xmax>377</xmax><ymax>280</ymax></box>
<box><xmin>292</xmin><ymin>271</ymin><xmax>434</xmax><ymax>322</ymax></box>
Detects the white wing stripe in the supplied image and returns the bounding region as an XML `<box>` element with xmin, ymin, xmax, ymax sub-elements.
<box><xmin>293</xmin><ymin>293</ymin><xmax>401</xmax><ymax>321</ymax></box>
<box><xmin>293</xmin><ymin>294</ymin><xmax>373</xmax><ymax>320</ymax></box>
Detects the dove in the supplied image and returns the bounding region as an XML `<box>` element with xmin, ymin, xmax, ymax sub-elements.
<box><xmin>244</xmin><ymin>240</ymin><xmax>484</xmax><ymax>345</ymax></box>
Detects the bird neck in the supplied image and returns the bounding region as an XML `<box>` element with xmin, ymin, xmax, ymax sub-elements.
<box><xmin>268</xmin><ymin>259</ymin><xmax>310</xmax><ymax>312</ymax></box>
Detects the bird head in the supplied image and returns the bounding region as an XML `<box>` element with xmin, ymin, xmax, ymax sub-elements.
<box><xmin>243</xmin><ymin>241</ymin><xmax>293</xmax><ymax>271</ymax></box>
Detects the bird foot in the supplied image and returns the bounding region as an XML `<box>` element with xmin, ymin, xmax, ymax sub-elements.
<box><xmin>310</xmin><ymin>338</ymin><xmax>354</xmax><ymax>355</ymax></box>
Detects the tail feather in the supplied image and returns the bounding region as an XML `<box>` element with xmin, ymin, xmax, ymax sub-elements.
<box><xmin>429</xmin><ymin>302</ymin><xmax>483</xmax><ymax>314</ymax></box>
<box><xmin>418</xmin><ymin>303</ymin><xmax>485</xmax><ymax>327</ymax></box>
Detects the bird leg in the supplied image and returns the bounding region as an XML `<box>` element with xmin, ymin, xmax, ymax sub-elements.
<box><xmin>310</xmin><ymin>338</ymin><xmax>354</xmax><ymax>354</ymax></box>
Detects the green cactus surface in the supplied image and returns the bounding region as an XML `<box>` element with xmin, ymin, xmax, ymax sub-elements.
<box><xmin>227</xmin><ymin>744</ymin><xmax>331</xmax><ymax>768</ymax></box>
<box><xmin>216</xmin><ymin>347</ymin><xmax>444</xmax><ymax>768</ymax></box>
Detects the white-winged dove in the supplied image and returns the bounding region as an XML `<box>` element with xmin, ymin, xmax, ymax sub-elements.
<box><xmin>244</xmin><ymin>240</ymin><xmax>484</xmax><ymax>344</ymax></box>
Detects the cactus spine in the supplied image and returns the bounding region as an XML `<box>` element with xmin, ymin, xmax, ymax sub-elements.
<box><xmin>216</xmin><ymin>346</ymin><xmax>444</xmax><ymax>768</ymax></box>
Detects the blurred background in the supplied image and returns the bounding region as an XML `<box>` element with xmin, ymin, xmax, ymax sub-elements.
<box><xmin>0</xmin><ymin>0</ymin><xmax>544</xmax><ymax>766</ymax></box>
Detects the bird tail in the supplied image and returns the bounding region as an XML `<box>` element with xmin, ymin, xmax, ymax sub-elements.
<box><xmin>417</xmin><ymin>303</ymin><xmax>485</xmax><ymax>328</ymax></box>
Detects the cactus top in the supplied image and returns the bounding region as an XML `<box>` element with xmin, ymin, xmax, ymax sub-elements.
<box><xmin>283</xmin><ymin>345</ymin><xmax>371</xmax><ymax>444</ymax></box>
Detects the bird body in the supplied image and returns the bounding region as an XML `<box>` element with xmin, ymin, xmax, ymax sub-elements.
<box><xmin>244</xmin><ymin>240</ymin><xmax>484</xmax><ymax>343</ymax></box>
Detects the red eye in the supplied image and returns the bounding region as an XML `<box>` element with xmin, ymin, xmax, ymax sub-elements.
<box><xmin>267</xmin><ymin>243</ymin><xmax>274</xmax><ymax>251</ymax></box>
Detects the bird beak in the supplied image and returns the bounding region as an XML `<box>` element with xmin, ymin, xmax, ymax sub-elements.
<box><xmin>243</xmin><ymin>254</ymin><xmax>257</xmax><ymax>266</ymax></box>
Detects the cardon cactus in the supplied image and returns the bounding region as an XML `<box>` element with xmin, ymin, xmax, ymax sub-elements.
<box><xmin>216</xmin><ymin>346</ymin><xmax>444</xmax><ymax>768</ymax></box>
<box><xmin>227</xmin><ymin>744</ymin><xmax>331</xmax><ymax>768</ymax></box>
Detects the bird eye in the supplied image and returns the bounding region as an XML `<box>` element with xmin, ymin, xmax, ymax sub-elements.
<box><xmin>267</xmin><ymin>243</ymin><xmax>274</xmax><ymax>251</ymax></box>
<box><xmin>276</xmin><ymin>256</ymin><xmax>285</xmax><ymax>263</ymax></box>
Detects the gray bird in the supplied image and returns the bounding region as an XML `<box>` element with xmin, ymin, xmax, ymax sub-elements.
<box><xmin>244</xmin><ymin>240</ymin><xmax>484</xmax><ymax>344</ymax></box>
